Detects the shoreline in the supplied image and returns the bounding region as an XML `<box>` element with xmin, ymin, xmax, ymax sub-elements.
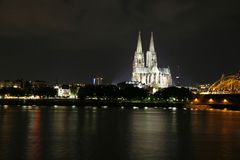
<box><xmin>0</xmin><ymin>98</ymin><xmax>186</xmax><ymax>108</ymax></box>
<box><xmin>2</xmin><ymin>99</ymin><xmax>240</xmax><ymax>110</ymax></box>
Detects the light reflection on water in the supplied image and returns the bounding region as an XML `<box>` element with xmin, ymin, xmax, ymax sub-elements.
<box><xmin>0</xmin><ymin>106</ymin><xmax>240</xmax><ymax>160</ymax></box>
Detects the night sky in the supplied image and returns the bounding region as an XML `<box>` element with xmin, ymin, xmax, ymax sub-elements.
<box><xmin>0</xmin><ymin>0</ymin><xmax>239</xmax><ymax>85</ymax></box>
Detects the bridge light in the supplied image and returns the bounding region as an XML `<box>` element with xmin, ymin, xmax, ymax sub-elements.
<box><xmin>223</xmin><ymin>108</ymin><xmax>228</xmax><ymax>112</ymax></box>
<box><xmin>208</xmin><ymin>98</ymin><xmax>214</xmax><ymax>103</ymax></box>
<box><xmin>193</xmin><ymin>98</ymin><xmax>199</xmax><ymax>103</ymax></box>
<box><xmin>223</xmin><ymin>99</ymin><xmax>228</xmax><ymax>103</ymax></box>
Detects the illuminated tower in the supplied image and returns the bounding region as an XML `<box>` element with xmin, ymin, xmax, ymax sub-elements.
<box><xmin>133</xmin><ymin>31</ymin><xmax>145</xmax><ymax>69</ymax></box>
<box><xmin>93</xmin><ymin>75</ymin><xmax>103</xmax><ymax>85</ymax></box>
<box><xmin>132</xmin><ymin>31</ymin><xmax>145</xmax><ymax>82</ymax></box>
<box><xmin>146</xmin><ymin>32</ymin><xmax>158</xmax><ymax>69</ymax></box>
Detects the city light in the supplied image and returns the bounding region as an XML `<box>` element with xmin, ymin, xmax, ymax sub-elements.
<box><xmin>102</xmin><ymin>106</ymin><xmax>108</xmax><ymax>109</ymax></box>
<box><xmin>208</xmin><ymin>98</ymin><xmax>214</xmax><ymax>103</ymax></box>
<box><xmin>193</xmin><ymin>98</ymin><xmax>199</xmax><ymax>103</ymax></box>
<box><xmin>223</xmin><ymin>99</ymin><xmax>228</xmax><ymax>103</ymax></box>
<box><xmin>133</xmin><ymin>106</ymin><xmax>139</xmax><ymax>110</ymax></box>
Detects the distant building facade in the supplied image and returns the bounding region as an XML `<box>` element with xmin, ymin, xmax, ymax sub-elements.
<box><xmin>0</xmin><ymin>80</ymin><xmax>23</xmax><ymax>88</ymax></box>
<box><xmin>132</xmin><ymin>32</ymin><xmax>172</xmax><ymax>89</ymax></box>
<box><xmin>93</xmin><ymin>76</ymin><xmax>103</xmax><ymax>85</ymax></box>
<box><xmin>31</xmin><ymin>80</ymin><xmax>48</xmax><ymax>89</ymax></box>
<box><xmin>54</xmin><ymin>84</ymin><xmax>71</xmax><ymax>97</ymax></box>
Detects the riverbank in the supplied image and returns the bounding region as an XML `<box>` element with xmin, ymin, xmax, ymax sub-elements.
<box><xmin>0</xmin><ymin>98</ymin><xmax>186</xmax><ymax>108</ymax></box>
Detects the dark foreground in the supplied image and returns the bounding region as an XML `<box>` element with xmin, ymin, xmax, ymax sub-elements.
<box><xmin>1</xmin><ymin>106</ymin><xmax>240</xmax><ymax>160</ymax></box>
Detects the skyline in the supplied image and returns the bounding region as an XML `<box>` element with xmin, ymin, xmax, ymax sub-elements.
<box><xmin>0</xmin><ymin>0</ymin><xmax>239</xmax><ymax>85</ymax></box>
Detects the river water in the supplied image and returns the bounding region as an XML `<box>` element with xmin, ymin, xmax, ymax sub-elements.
<box><xmin>0</xmin><ymin>105</ymin><xmax>240</xmax><ymax>160</ymax></box>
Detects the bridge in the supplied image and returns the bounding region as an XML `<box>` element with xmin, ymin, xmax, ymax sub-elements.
<box><xmin>208</xmin><ymin>73</ymin><xmax>240</xmax><ymax>94</ymax></box>
<box><xmin>192</xmin><ymin>73</ymin><xmax>240</xmax><ymax>110</ymax></box>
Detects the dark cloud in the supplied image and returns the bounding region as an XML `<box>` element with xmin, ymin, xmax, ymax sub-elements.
<box><xmin>0</xmin><ymin>0</ymin><xmax>239</xmax><ymax>85</ymax></box>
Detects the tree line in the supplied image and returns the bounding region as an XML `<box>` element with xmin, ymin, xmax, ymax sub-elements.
<box><xmin>78</xmin><ymin>85</ymin><xmax>192</xmax><ymax>102</ymax></box>
<box><xmin>0</xmin><ymin>83</ymin><xmax>192</xmax><ymax>102</ymax></box>
<box><xmin>0</xmin><ymin>87</ymin><xmax>57</xmax><ymax>98</ymax></box>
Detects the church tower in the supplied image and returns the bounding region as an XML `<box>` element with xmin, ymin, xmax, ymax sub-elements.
<box><xmin>133</xmin><ymin>31</ymin><xmax>145</xmax><ymax>69</ymax></box>
<box><xmin>132</xmin><ymin>31</ymin><xmax>145</xmax><ymax>82</ymax></box>
<box><xmin>146</xmin><ymin>32</ymin><xmax>158</xmax><ymax>69</ymax></box>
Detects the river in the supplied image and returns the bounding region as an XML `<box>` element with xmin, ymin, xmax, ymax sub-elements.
<box><xmin>0</xmin><ymin>105</ymin><xmax>240</xmax><ymax>160</ymax></box>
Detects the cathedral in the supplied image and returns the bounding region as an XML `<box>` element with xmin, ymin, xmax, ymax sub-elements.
<box><xmin>132</xmin><ymin>32</ymin><xmax>172</xmax><ymax>89</ymax></box>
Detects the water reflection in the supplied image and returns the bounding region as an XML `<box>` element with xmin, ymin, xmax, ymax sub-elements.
<box><xmin>130</xmin><ymin>110</ymin><xmax>169</xmax><ymax>159</ymax></box>
<box><xmin>26</xmin><ymin>108</ymin><xmax>41</xmax><ymax>160</ymax></box>
<box><xmin>0</xmin><ymin>106</ymin><xmax>240</xmax><ymax>160</ymax></box>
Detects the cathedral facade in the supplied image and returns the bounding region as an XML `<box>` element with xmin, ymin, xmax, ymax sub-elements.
<box><xmin>132</xmin><ymin>32</ymin><xmax>172</xmax><ymax>89</ymax></box>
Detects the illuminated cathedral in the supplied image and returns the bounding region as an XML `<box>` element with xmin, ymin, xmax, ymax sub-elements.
<box><xmin>132</xmin><ymin>32</ymin><xmax>172</xmax><ymax>89</ymax></box>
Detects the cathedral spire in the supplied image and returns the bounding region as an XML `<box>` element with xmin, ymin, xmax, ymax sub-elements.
<box><xmin>136</xmin><ymin>31</ymin><xmax>143</xmax><ymax>53</ymax></box>
<box><xmin>149</xmin><ymin>32</ymin><xmax>155</xmax><ymax>52</ymax></box>
<box><xmin>133</xmin><ymin>31</ymin><xmax>145</xmax><ymax>70</ymax></box>
<box><xmin>146</xmin><ymin>32</ymin><xmax>157</xmax><ymax>68</ymax></box>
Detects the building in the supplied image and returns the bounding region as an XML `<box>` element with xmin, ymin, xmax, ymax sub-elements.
<box><xmin>31</xmin><ymin>80</ymin><xmax>49</xmax><ymax>89</ymax></box>
<box><xmin>93</xmin><ymin>75</ymin><xmax>103</xmax><ymax>85</ymax></box>
<box><xmin>0</xmin><ymin>80</ymin><xmax>23</xmax><ymax>88</ymax></box>
<box><xmin>54</xmin><ymin>84</ymin><xmax>71</xmax><ymax>97</ymax></box>
<box><xmin>132</xmin><ymin>32</ymin><xmax>172</xmax><ymax>91</ymax></box>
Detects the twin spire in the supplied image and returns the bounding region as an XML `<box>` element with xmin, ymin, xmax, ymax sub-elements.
<box><xmin>149</xmin><ymin>32</ymin><xmax>155</xmax><ymax>52</ymax></box>
<box><xmin>136</xmin><ymin>31</ymin><xmax>155</xmax><ymax>53</ymax></box>
<box><xmin>136</xmin><ymin>31</ymin><xmax>143</xmax><ymax>53</ymax></box>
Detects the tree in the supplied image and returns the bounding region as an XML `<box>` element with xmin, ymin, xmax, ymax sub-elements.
<box><xmin>34</xmin><ymin>87</ymin><xmax>57</xmax><ymax>98</ymax></box>
<box><xmin>0</xmin><ymin>87</ymin><xmax>25</xmax><ymax>97</ymax></box>
<box><xmin>70</xmin><ymin>85</ymin><xmax>78</xmax><ymax>98</ymax></box>
<box><xmin>119</xmin><ymin>86</ymin><xmax>148</xmax><ymax>100</ymax></box>
<box><xmin>154</xmin><ymin>87</ymin><xmax>193</xmax><ymax>101</ymax></box>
